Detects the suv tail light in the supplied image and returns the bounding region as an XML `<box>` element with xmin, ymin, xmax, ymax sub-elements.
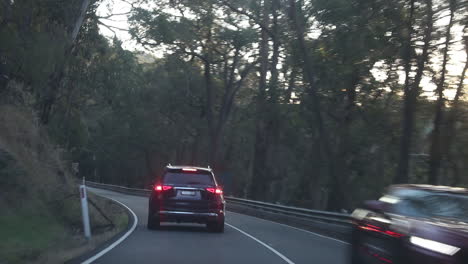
<box><xmin>358</xmin><ymin>223</ymin><xmax>404</xmax><ymax>238</ymax></box>
<box><xmin>154</xmin><ymin>185</ymin><xmax>173</xmax><ymax>191</ymax></box>
<box><xmin>206</xmin><ymin>187</ymin><xmax>223</xmax><ymax>194</ymax></box>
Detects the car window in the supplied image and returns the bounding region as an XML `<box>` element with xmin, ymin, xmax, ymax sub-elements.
<box><xmin>393</xmin><ymin>193</ymin><xmax>468</xmax><ymax>222</ymax></box>
<box><xmin>163</xmin><ymin>172</ymin><xmax>214</xmax><ymax>185</ymax></box>
<box><xmin>393</xmin><ymin>198</ymin><xmax>427</xmax><ymax>218</ymax></box>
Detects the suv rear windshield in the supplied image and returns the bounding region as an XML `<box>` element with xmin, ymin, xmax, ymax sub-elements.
<box><xmin>163</xmin><ymin>171</ymin><xmax>214</xmax><ymax>186</ymax></box>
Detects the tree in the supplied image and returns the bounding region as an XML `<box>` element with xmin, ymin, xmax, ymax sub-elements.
<box><xmin>39</xmin><ymin>0</ymin><xmax>94</xmax><ymax>124</ymax></box>
<box><xmin>395</xmin><ymin>0</ymin><xmax>434</xmax><ymax>184</ymax></box>
<box><xmin>128</xmin><ymin>0</ymin><xmax>257</xmax><ymax>166</ymax></box>
<box><xmin>427</xmin><ymin>0</ymin><xmax>457</xmax><ymax>184</ymax></box>
<box><xmin>444</xmin><ymin>25</ymin><xmax>468</xmax><ymax>185</ymax></box>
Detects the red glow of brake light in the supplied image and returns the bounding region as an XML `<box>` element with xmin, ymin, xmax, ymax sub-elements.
<box><xmin>182</xmin><ymin>168</ymin><xmax>197</xmax><ymax>172</ymax></box>
<box><xmin>358</xmin><ymin>223</ymin><xmax>403</xmax><ymax>238</ymax></box>
<box><xmin>206</xmin><ymin>188</ymin><xmax>223</xmax><ymax>194</ymax></box>
<box><xmin>154</xmin><ymin>185</ymin><xmax>172</xmax><ymax>191</ymax></box>
<box><xmin>384</xmin><ymin>230</ymin><xmax>404</xmax><ymax>238</ymax></box>
<box><xmin>378</xmin><ymin>256</ymin><xmax>393</xmax><ymax>263</ymax></box>
<box><xmin>358</xmin><ymin>224</ymin><xmax>382</xmax><ymax>232</ymax></box>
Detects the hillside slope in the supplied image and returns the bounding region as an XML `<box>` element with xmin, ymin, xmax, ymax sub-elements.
<box><xmin>0</xmin><ymin>105</ymin><xmax>127</xmax><ymax>264</ymax></box>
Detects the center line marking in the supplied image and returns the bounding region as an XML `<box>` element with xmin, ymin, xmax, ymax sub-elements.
<box><xmin>226</xmin><ymin>223</ymin><xmax>295</xmax><ymax>264</ymax></box>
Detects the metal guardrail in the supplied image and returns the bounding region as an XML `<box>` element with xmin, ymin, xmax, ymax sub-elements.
<box><xmin>226</xmin><ymin>197</ymin><xmax>351</xmax><ymax>225</ymax></box>
<box><xmin>86</xmin><ymin>181</ymin><xmax>351</xmax><ymax>226</ymax></box>
<box><xmin>86</xmin><ymin>181</ymin><xmax>151</xmax><ymax>196</ymax></box>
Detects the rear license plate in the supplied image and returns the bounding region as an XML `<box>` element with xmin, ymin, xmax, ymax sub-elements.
<box><xmin>181</xmin><ymin>190</ymin><xmax>196</xmax><ymax>196</ymax></box>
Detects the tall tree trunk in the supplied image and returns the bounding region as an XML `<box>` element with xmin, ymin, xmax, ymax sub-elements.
<box><xmin>250</xmin><ymin>0</ymin><xmax>270</xmax><ymax>201</ymax></box>
<box><xmin>212</xmin><ymin>49</ymin><xmax>240</xmax><ymax>169</ymax></box>
<box><xmin>332</xmin><ymin>69</ymin><xmax>360</xmax><ymax>209</ymax></box>
<box><xmin>445</xmin><ymin>33</ymin><xmax>468</xmax><ymax>185</ymax></box>
<box><xmin>396</xmin><ymin>0</ymin><xmax>417</xmax><ymax>184</ymax></box>
<box><xmin>205</xmin><ymin>58</ymin><xmax>215</xmax><ymax>164</ymax></box>
<box><xmin>71</xmin><ymin>0</ymin><xmax>91</xmax><ymax>43</ymax></box>
<box><xmin>202</xmin><ymin>7</ymin><xmax>216</xmax><ymax>165</ymax></box>
<box><xmin>288</xmin><ymin>0</ymin><xmax>342</xmax><ymax>210</ymax></box>
<box><xmin>428</xmin><ymin>0</ymin><xmax>455</xmax><ymax>184</ymax></box>
<box><xmin>288</xmin><ymin>0</ymin><xmax>328</xmax><ymax>157</ymax></box>
<box><xmin>395</xmin><ymin>0</ymin><xmax>433</xmax><ymax>183</ymax></box>
<box><xmin>210</xmin><ymin>47</ymin><xmax>254</xmax><ymax>170</ymax></box>
<box><xmin>269</xmin><ymin>0</ymin><xmax>281</xmax><ymax>102</ymax></box>
<box><xmin>39</xmin><ymin>0</ymin><xmax>91</xmax><ymax>124</ymax></box>
<box><xmin>284</xmin><ymin>66</ymin><xmax>297</xmax><ymax>103</ymax></box>
<box><xmin>265</xmin><ymin>0</ymin><xmax>282</xmax><ymax>201</ymax></box>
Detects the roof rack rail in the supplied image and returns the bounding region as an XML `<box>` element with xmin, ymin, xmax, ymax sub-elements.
<box><xmin>167</xmin><ymin>163</ymin><xmax>172</xmax><ymax>167</ymax></box>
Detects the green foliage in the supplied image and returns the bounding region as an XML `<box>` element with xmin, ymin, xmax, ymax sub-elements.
<box><xmin>0</xmin><ymin>208</ymin><xmax>66</xmax><ymax>264</ymax></box>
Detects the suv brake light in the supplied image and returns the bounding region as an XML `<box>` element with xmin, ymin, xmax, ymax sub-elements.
<box><xmin>206</xmin><ymin>188</ymin><xmax>223</xmax><ymax>194</ymax></box>
<box><xmin>358</xmin><ymin>223</ymin><xmax>404</xmax><ymax>238</ymax></box>
<box><xmin>155</xmin><ymin>185</ymin><xmax>172</xmax><ymax>191</ymax></box>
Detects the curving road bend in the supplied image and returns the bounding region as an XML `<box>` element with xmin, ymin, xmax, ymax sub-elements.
<box><xmin>88</xmin><ymin>187</ymin><xmax>351</xmax><ymax>264</ymax></box>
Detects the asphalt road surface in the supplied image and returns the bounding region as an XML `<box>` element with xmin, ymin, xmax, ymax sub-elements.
<box><xmin>88</xmin><ymin>187</ymin><xmax>351</xmax><ymax>264</ymax></box>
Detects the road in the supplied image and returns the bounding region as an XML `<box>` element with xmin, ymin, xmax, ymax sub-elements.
<box><xmin>88</xmin><ymin>187</ymin><xmax>351</xmax><ymax>264</ymax></box>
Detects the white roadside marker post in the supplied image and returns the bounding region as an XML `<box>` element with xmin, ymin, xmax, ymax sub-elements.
<box><xmin>80</xmin><ymin>177</ymin><xmax>92</xmax><ymax>239</ymax></box>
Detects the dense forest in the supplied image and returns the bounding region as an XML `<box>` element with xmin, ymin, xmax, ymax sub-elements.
<box><xmin>1</xmin><ymin>0</ymin><xmax>467</xmax><ymax>211</ymax></box>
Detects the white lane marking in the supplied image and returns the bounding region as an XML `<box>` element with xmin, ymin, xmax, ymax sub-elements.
<box><xmin>226</xmin><ymin>223</ymin><xmax>295</xmax><ymax>264</ymax></box>
<box><xmin>81</xmin><ymin>195</ymin><xmax>138</xmax><ymax>264</ymax></box>
<box><xmin>227</xmin><ymin>211</ymin><xmax>350</xmax><ymax>245</ymax></box>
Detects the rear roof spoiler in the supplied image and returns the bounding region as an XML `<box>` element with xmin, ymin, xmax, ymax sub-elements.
<box><xmin>165</xmin><ymin>164</ymin><xmax>212</xmax><ymax>172</ymax></box>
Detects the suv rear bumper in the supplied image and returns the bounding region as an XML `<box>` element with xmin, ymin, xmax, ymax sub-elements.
<box><xmin>160</xmin><ymin>210</ymin><xmax>219</xmax><ymax>217</ymax></box>
<box><xmin>153</xmin><ymin>210</ymin><xmax>224</xmax><ymax>223</ymax></box>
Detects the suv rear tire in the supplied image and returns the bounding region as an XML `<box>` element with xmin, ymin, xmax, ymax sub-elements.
<box><xmin>147</xmin><ymin>210</ymin><xmax>160</xmax><ymax>230</ymax></box>
<box><xmin>207</xmin><ymin>219</ymin><xmax>224</xmax><ymax>233</ymax></box>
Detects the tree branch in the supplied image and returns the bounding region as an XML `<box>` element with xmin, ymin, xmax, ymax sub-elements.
<box><xmin>220</xmin><ymin>0</ymin><xmax>274</xmax><ymax>37</ymax></box>
<box><xmin>97</xmin><ymin>20</ymin><xmax>130</xmax><ymax>32</ymax></box>
<box><xmin>97</xmin><ymin>11</ymin><xmax>132</xmax><ymax>19</ymax></box>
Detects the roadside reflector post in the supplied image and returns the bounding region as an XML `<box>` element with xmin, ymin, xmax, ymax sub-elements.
<box><xmin>80</xmin><ymin>178</ymin><xmax>92</xmax><ymax>239</ymax></box>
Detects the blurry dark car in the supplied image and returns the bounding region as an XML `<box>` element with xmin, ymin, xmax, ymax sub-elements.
<box><xmin>147</xmin><ymin>165</ymin><xmax>225</xmax><ymax>232</ymax></box>
<box><xmin>351</xmin><ymin>184</ymin><xmax>468</xmax><ymax>264</ymax></box>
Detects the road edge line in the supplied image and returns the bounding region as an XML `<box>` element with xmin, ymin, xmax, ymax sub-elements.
<box><xmin>226</xmin><ymin>223</ymin><xmax>295</xmax><ymax>264</ymax></box>
<box><xmin>81</xmin><ymin>196</ymin><xmax>138</xmax><ymax>264</ymax></box>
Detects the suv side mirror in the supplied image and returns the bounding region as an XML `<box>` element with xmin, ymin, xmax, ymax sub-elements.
<box><xmin>363</xmin><ymin>200</ymin><xmax>387</xmax><ymax>212</ymax></box>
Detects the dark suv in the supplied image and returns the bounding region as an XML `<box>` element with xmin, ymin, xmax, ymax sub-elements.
<box><xmin>351</xmin><ymin>184</ymin><xmax>468</xmax><ymax>264</ymax></box>
<box><xmin>147</xmin><ymin>165</ymin><xmax>225</xmax><ymax>232</ymax></box>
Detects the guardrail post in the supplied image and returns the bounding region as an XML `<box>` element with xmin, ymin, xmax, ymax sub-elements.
<box><xmin>80</xmin><ymin>178</ymin><xmax>92</xmax><ymax>239</ymax></box>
